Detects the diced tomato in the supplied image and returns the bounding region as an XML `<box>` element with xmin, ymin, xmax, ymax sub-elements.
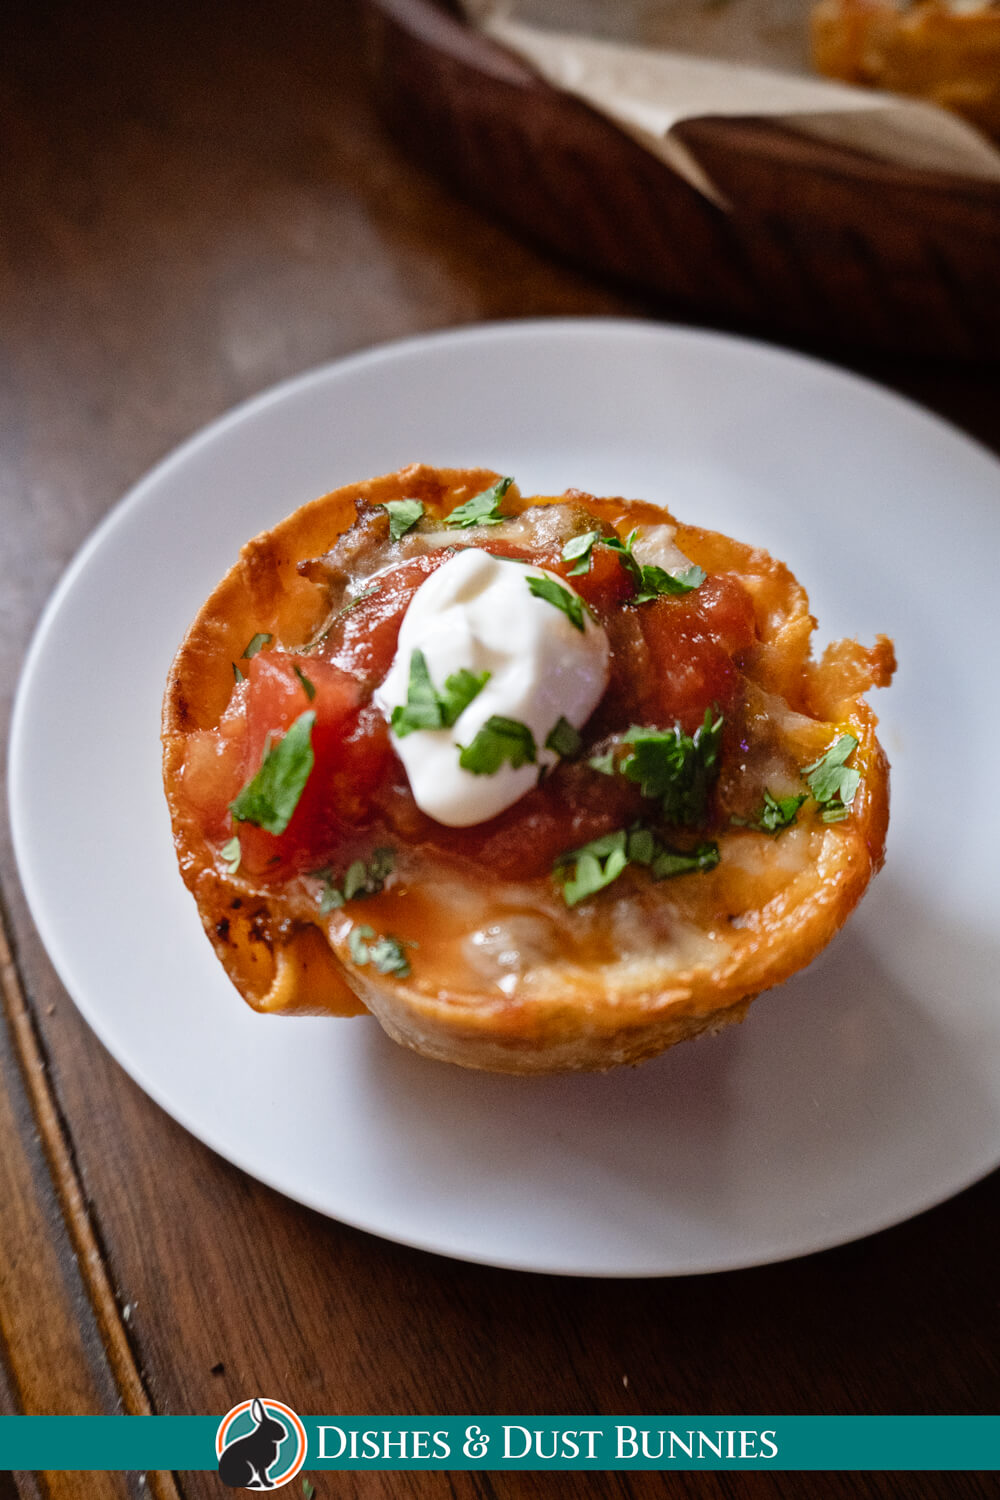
<box><xmin>327</xmin><ymin>554</ymin><xmax>446</xmax><ymax>687</ymax></box>
<box><xmin>181</xmin><ymin>536</ymin><xmax>762</xmax><ymax>882</ymax></box>
<box><xmin>179</xmin><ymin>715</ymin><xmax>246</xmax><ymax>834</ymax></box>
<box><xmin>636</xmin><ymin>597</ymin><xmax>741</xmax><ymax>732</ymax></box>
<box><xmin>183</xmin><ymin>650</ymin><xmax>391</xmax><ymax>877</ymax></box>
<box><xmin>690</xmin><ymin>574</ymin><xmax>757</xmax><ymax>658</ymax></box>
<box><xmin>557</xmin><ymin>545</ymin><xmax>634</xmax><ymax>617</ymax></box>
<box><xmin>402</xmin><ymin>761</ymin><xmax>645</xmax><ymax>879</ymax></box>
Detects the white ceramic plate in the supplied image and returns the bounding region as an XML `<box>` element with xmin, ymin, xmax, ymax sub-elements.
<box><xmin>10</xmin><ymin>320</ymin><xmax>1000</xmax><ymax>1276</ymax></box>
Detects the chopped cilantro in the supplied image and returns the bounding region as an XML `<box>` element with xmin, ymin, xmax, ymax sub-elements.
<box><xmin>803</xmin><ymin>734</ymin><xmax>860</xmax><ymax>821</ymax></box>
<box><xmin>611</xmin><ymin>531</ymin><xmax>705</xmax><ymax>601</ymax></box>
<box><xmin>651</xmin><ymin>841</ymin><xmax>720</xmax><ymax>879</ymax></box>
<box><xmin>368</xmin><ymin>935</ymin><xmax>412</xmax><ymax>977</ymax></box>
<box><xmin>229</xmin><ymin>710</ymin><xmax>315</xmax><ymax>835</ymax></box>
<box><xmin>391</xmin><ymin>650</ymin><xmax>442</xmax><ymax>736</ymax></box>
<box><xmin>445</xmin><ymin>476</ymin><xmax>513</xmax><ymax>529</ymax></box>
<box><xmin>382</xmin><ymin>498</ymin><xmax>425</xmax><ymax>541</ymax></box>
<box><xmin>554</xmin><ymin>825</ymin><xmax>720</xmax><ymax>905</ymax></box>
<box><xmin>734</xmin><ymin>788</ymin><xmax>807</xmax><ymax>833</ymax></box>
<box><xmin>348</xmin><ymin>925</ymin><xmax>375</xmax><ymax>964</ymax></box>
<box><xmin>220</xmin><ymin>835</ymin><xmax>241</xmax><ymax>875</ymax></box>
<box><xmin>459</xmin><ymin>716</ymin><xmax>537</xmax><ymax>775</ymax></box>
<box><xmin>342</xmin><ymin>859</ymin><xmax>370</xmax><ymax>901</ymax></box>
<box><xmin>527</xmin><ymin>574</ymin><xmax>587</xmax><ymax>632</ymax></box>
<box><xmin>319</xmin><ymin>881</ymin><xmax>344</xmax><ymax>914</ymax></box>
<box><xmin>557</xmin><ymin>830</ymin><xmax>630</xmax><ymax>907</ymax></box>
<box><xmin>603</xmin><ymin>529</ymin><xmax>639</xmax><ymax>564</ymax></box>
<box><xmin>568</xmin><ymin>527</ymin><xmax>704</xmax><ymax>601</ymax></box>
<box><xmin>302</xmin><ymin>1481</ymin><xmax>316</xmax><ymax>1500</ymax></box>
<box><xmin>314</xmin><ymin>847</ymin><xmax>395</xmax><ymax>912</ymax></box>
<box><xmin>632</xmin><ymin>562</ymin><xmax>706</xmax><ymax>602</ymax></box>
<box><xmin>588</xmin><ymin>747</ymin><xmax>617</xmax><ymax>776</ymax></box>
<box><xmin>620</xmin><ymin>708</ymin><xmax>724</xmax><ymax>825</ymax></box>
<box><xmin>369</xmin><ymin>845</ymin><xmax>395</xmax><ymax>883</ymax></box>
<box><xmin>232</xmin><ymin>662</ymin><xmax>245</xmax><ymax>684</ymax></box>
<box><xmin>545</xmin><ymin>716</ymin><xmax>582</xmax><ymax>758</ymax></box>
<box><xmin>242</xmin><ymin>632</ymin><xmax>272</xmax><ymax>660</ymax></box>
<box><xmin>391</xmin><ymin>651</ymin><xmax>490</xmax><ymax>737</ymax></box>
<box><xmin>439</xmin><ymin>667</ymin><xmax>491</xmax><ymax>727</ymax></box>
<box><xmin>626</xmin><ymin>826</ymin><xmax>657</xmax><ymax>865</ymax></box>
<box><xmin>347</xmin><ymin>924</ymin><xmax>411</xmax><ymax>978</ymax></box>
<box><xmin>561</xmin><ymin>529</ymin><xmax>601</xmax><ymax>576</ymax></box>
<box><xmin>602</xmin><ymin>531</ymin><xmax>648</xmax><ymax>596</ymax></box>
<box><xmin>674</xmin><ymin>564</ymin><xmax>707</xmax><ymax>592</ymax></box>
<box><xmin>293</xmin><ymin>664</ymin><xmax>316</xmax><ymax>701</ymax></box>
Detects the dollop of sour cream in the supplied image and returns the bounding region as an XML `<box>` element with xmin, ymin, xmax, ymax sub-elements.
<box><xmin>374</xmin><ymin>548</ymin><xmax>610</xmax><ymax>827</ymax></box>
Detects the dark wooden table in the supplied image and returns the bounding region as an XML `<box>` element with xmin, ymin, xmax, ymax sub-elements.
<box><xmin>1</xmin><ymin>4</ymin><xmax>997</xmax><ymax>1498</ymax></box>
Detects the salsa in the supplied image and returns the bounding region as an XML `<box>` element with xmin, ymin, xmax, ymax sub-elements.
<box><xmin>180</xmin><ymin>507</ymin><xmax>760</xmax><ymax>882</ymax></box>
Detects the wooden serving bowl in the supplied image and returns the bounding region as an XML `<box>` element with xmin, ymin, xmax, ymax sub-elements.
<box><xmin>363</xmin><ymin>0</ymin><xmax>1000</xmax><ymax>359</ymax></box>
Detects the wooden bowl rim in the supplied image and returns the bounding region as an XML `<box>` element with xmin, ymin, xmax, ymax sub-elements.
<box><xmin>369</xmin><ymin>0</ymin><xmax>1000</xmax><ymax>200</ymax></box>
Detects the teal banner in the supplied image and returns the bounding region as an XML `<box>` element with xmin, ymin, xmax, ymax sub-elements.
<box><xmin>0</xmin><ymin>1416</ymin><xmax>997</xmax><ymax>1472</ymax></box>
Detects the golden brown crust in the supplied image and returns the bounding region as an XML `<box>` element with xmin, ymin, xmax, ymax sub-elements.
<box><xmin>162</xmin><ymin>464</ymin><xmax>894</xmax><ymax>1073</ymax></box>
<box><xmin>812</xmin><ymin>0</ymin><xmax>1000</xmax><ymax>137</ymax></box>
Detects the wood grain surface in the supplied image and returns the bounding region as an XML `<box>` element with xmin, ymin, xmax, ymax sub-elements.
<box><xmin>1</xmin><ymin>3</ymin><xmax>997</xmax><ymax>1498</ymax></box>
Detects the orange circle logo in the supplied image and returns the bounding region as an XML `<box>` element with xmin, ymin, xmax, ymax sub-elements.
<box><xmin>216</xmin><ymin>1398</ymin><xmax>307</xmax><ymax>1490</ymax></box>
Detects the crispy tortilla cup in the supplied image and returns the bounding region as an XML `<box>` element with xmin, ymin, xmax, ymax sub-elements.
<box><xmin>163</xmin><ymin>464</ymin><xmax>894</xmax><ymax>1073</ymax></box>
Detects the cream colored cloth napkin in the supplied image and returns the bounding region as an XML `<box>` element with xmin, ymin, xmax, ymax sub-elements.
<box><xmin>460</xmin><ymin>2</ymin><xmax>1000</xmax><ymax>200</ymax></box>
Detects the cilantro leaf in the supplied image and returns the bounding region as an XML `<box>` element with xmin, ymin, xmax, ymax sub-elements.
<box><xmin>620</xmin><ymin>708</ymin><xmax>724</xmax><ymax>825</ymax></box>
<box><xmin>302</xmin><ymin>1481</ymin><xmax>316</xmax><ymax>1500</ymax></box>
<box><xmin>348</xmin><ymin>925</ymin><xmax>375</xmax><ymax>965</ymax></box>
<box><xmin>527</xmin><ymin>574</ymin><xmax>587</xmax><ymax>632</ymax></box>
<box><xmin>315</xmin><ymin>847</ymin><xmax>395</xmax><ymax>912</ymax></box>
<box><xmin>293</xmin><ymin>664</ymin><xmax>316</xmax><ymax>701</ymax></box>
<box><xmin>667</xmin><ymin>564</ymin><xmax>707</xmax><ymax>593</ymax></box>
<box><xmin>561</xmin><ymin>529</ymin><xmax>601</xmax><ymax>576</ymax></box>
<box><xmin>382</xmin><ymin>498</ymin><xmax>425</xmax><ymax>541</ymax></box>
<box><xmin>557</xmin><ymin>830</ymin><xmax>629</xmax><ymax>907</ymax></box>
<box><xmin>651</xmin><ymin>841</ymin><xmax>720</xmax><ymax>879</ymax></box>
<box><xmin>756</xmin><ymin>789</ymin><xmax>807</xmax><ymax>833</ymax></box>
<box><xmin>588</xmin><ymin>747</ymin><xmax>617</xmax><ymax>776</ymax></box>
<box><xmin>232</xmin><ymin>662</ymin><xmax>245</xmax><ymax>684</ymax></box>
<box><xmin>625</xmin><ymin>826</ymin><xmax>657</xmax><ymax>865</ymax></box>
<box><xmin>439</xmin><ymin>667</ymin><xmax>491</xmax><ymax>726</ymax></box>
<box><xmin>599</xmin><ymin>531</ymin><xmax>705</xmax><ymax>602</ymax></box>
<box><xmin>347</xmin><ymin>924</ymin><xmax>411</xmax><ymax>978</ymax></box>
<box><xmin>242</xmin><ymin>632</ymin><xmax>272</xmax><ymax>660</ymax></box>
<box><xmin>391</xmin><ymin>652</ymin><xmax>490</xmax><ymax>737</ymax></box>
<box><xmin>545</xmin><ymin>716</ymin><xmax>582</xmax><ymax>758</ymax></box>
<box><xmin>391</xmin><ymin>650</ymin><xmax>445</xmax><ymax>736</ymax></box>
<box><xmin>601</xmin><ymin>530</ymin><xmax>641</xmax><ymax>589</ymax></box>
<box><xmin>560</xmin><ymin>527</ymin><xmax>704</xmax><ymax>599</ymax></box>
<box><xmin>445</xmin><ymin>476</ymin><xmax>513</xmax><ymax>529</ymax></box>
<box><xmin>368</xmin><ymin>846</ymin><xmax>396</xmax><ymax>883</ymax></box>
<box><xmin>554</xmin><ymin>825</ymin><xmax>720</xmax><ymax>905</ymax></box>
<box><xmin>803</xmin><ymin>734</ymin><xmax>860</xmax><ymax>820</ymax></box>
<box><xmin>229</xmin><ymin>711</ymin><xmax>315</xmax><ymax>835</ymax></box>
<box><xmin>368</xmin><ymin>935</ymin><xmax>412</xmax><ymax>977</ymax></box>
<box><xmin>319</xmin><ymin>881</ymin><xmax>344</xmax><ymax>914</ymax></box>
<box><xmin>342</xmin><ymin>859</ymin><xmax>370</xmax><ymax>901</ymax></box>
<box><xmin>632</xmin><ymin>562</ymin><xmax>707</xmax><ymax>602</ymax></box>
<box><xmin>459</xmin><ymin>716</ymin><xmax>537</xmax><ymax>775</ymax></box>
<box><xmin>220</xmin><ymin>835</ymin><xmax>241</xmax><ymax>875</ymax></box>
